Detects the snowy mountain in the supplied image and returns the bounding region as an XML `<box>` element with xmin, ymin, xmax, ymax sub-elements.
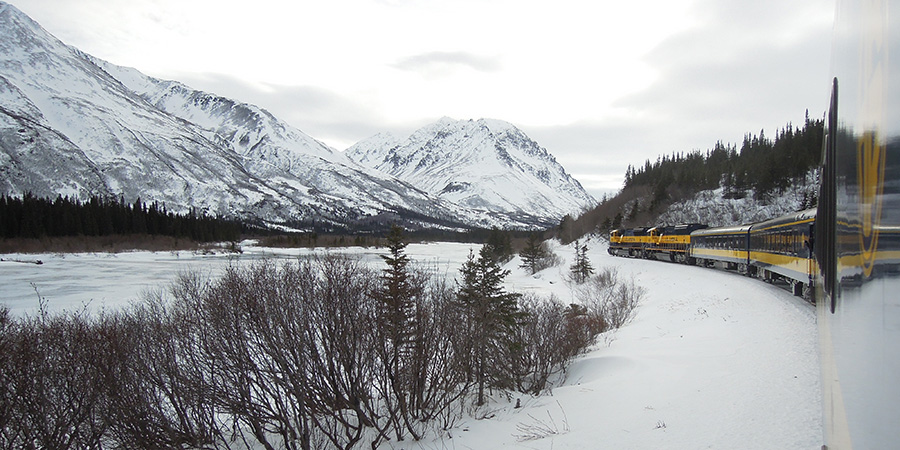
<box><xmin>0</xmin><ymin>3</ymin><xmax>592</xmax><ymax>231</ymax></box>
<box><xmin>0</xmin><ymin>2</ymin><xmax>460</xmax><ymax>230</ymax></box>
<box><xmin>1</xmin><ymin>2</ymin><xmax>270</xmax><ymax>218</ymax></box>
<box><xmin>91</xmin><ymin>60</ymin><xmax>483</xmax><ymax>229</ymax></box>
<box><xmin>346</xmin><ymin>118</ymin><xmax>596</xmax><ymax>227</ymax></box>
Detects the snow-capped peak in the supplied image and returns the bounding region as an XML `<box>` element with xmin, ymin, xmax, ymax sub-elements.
<box><xmin>1</xmin><ymin>3</ymin><xmax>594</xmax><ymax>231</ymax></box>
<box><xmin>346</xmin><ymin>117</ymin><xmax>595</xmax><ymax>226</ymax></box>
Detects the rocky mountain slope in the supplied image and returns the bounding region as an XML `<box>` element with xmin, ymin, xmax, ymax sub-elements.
<box><xmin>0</xmin><ymin>2</ymin><xmax>592</xmax><ymax>231</ymax></box>
<box><xmin>654</xmin><ymin>171</ymin><xmax>819</xmax><ymax>227</ymax></box>
<box><xmin>346</xmin><ymin>117</ymin><xmax>595</xmax><ymax>227</ymax></box>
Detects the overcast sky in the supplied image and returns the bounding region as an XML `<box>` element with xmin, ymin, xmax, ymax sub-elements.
<box><xmin>12</xmin><ymin>0</ymin><xmax>834</xmax><ymax>197</ymax></box>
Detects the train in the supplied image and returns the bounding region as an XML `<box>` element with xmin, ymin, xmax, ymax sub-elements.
<box><xmin>609</xmin><ymin>209</ymin><xmax>817</xmax><ymax>298</ymax></box>
<box><xmin>816</xmin><ymin>0</ymin><xmax>900</xmax><ymax>448</ymax></box>
<box><xmin>609</xmin><ymin>1</ymin><xmax>899</xmax><ymax>446</ymax></box>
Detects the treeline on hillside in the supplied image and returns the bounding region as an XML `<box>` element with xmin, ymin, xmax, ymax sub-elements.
<box><xmin>0</xmin><ymin>194</ymin><xmax>242</xmax><ymax>242</ymax></box>
<box><xmin>624</xmin><ymin>115</ymin><xmax>823</xmax><ymax>204</ymax></box>
<box><xmin>556</xmin><ymin>115</ymin><xmax>824</xmax><ymax>243</ymax></box>
<box><xmin>260</xmin><ymin>226</ymin><xmax>533</xmax><ymax>250</ymax></box>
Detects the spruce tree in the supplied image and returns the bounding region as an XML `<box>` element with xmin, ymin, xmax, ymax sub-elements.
<box><xmin>485</xmin><ymin>227</ymin><xmax>513</xmax><ymax>262</ymax></box>
<box><xmin>375</xmin><ymin>225</ymin><xmax>419</xmax><ymax>438</ymax></box>
<box><xmin>569</xmin><ymin>240</ymin><xmax>594</xmax><ymax>284</ymax></box>
<box><xmin>456</xmin><ymin>245</ymin><xmax>522</xmax><ymax>405</ymax></box>
<box><xmin>519</xmin><ymin>233</ymin><xmax>548</xmax><ymax>275</ymax></box>
<box><xmin>377</xmin><ymin>225</ymin><xmax>414</xmax><ymax>362</ymax></box>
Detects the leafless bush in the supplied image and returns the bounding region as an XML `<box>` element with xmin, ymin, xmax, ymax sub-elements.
<box><xmin>0</xmin><ymin>234</ymin><xmax>205</xmax><ymax>254</ymax></box>
<box><xmin>505</xmin><ymin>295</ymin><xmax>567</xmax><ymax>394</ymax></box>
<box><xmin>371</xmin><ymin>269</ymin><xmax>471</xmax><ymax>444</ymax></box>
<box><xmin>0</xmin><ymin>252</ymin><xmax>634</xmax><ymax>450</ymax></box>
<box><xmin>574</xmin><ymin>267</ymin><xmax>646</xmax><ymax>330</ymax></box>
<box><xmin>410</xmin><ymin>275</ymin><xmax>471</xmax><ymax>430</ymax></box>
<box><xmin>0</xmin><ymin>307</ymin><xmax>118</xmax><ymax>450</ymax></box>
<box><xmin>125</xmin><ymin>255</ymin><xmax>473</xmax><ymax>450</ymax></box>
<box><xmin>503</xmin><ymin>294</ymin><xmax>605</xmax><ymax>396</ymax></box>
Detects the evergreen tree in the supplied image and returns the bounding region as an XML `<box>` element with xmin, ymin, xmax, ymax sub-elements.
<box><xmin>626</xmin><ymin>201</ymin><xmax>640</xmax><ymax>223</ymax></box>
<box><xmin>377</xmin><ymin>225</ymin><xmax>415</xmax><ymax>356</ymax></box>
<box><xmin>484</xmin><ymin>227</ymin><xmax>514</xmax><ymax>263</ymax></box>
<box><xmin>558</xmin><ymin>215</ymin><xmax>574</xmax><ymax>244</ymax></box>
<box><xmin>455</xmin><ymin>246</ymin><xmax>522</xmax><ymax>405</ymax></box>
<box><xmin>519</xmin><ymin>233</ymin><xmax>549</xmax><ymax>275</ymax></box>
<box><xmin>0</xmin><ymin>194</ymin><xmax>240</xmax><ymax>241</ymax></box>
<box><xmin>569</xmin><ymin>240</ymin><xmax>594</xmax><ymax>284</ymax></box>
<box><xmin>375</xmin><ymin>225</ymin><xmax>421</xmax><ymax>438</ymax></box>
<box><xmin>612</xmin><ymin>212</ymin><xmax>623</xmax><ymax>230</ymax></box>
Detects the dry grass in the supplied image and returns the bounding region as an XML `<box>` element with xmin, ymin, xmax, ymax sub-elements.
<box><xmin>0</xmin><ymin>235</ymin><xmax>207</xmax><ymax>254</ymax></box>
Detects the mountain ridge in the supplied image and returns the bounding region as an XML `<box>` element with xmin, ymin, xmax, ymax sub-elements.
<box><xmin>0</xmin><ymin>2</ymin><xmax>594</xmax><ymax>231</ymax></box>
<box><xmin>346</xmin><ymin>117</ymin><xmax>595</xmax><ymax>225</ymax></box>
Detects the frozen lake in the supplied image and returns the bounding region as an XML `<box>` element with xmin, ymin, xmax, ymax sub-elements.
<box><xmin>0</xmin><ymin>241</ymin><xmax>478</xmax><ymax>316</ymax></box>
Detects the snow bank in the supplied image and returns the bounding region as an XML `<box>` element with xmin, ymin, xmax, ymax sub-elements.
<box><xmin>420</xmin><ymin>239</ymin><xmax>822</xmax><ymax>449</ymax></box>
<box><xmin>0</xmin><ymin>239</ymin><xmax>822</xmax><ymax>448</ymax></box>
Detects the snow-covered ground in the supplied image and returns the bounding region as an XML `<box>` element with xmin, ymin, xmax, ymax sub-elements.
<box><xmin>0</xmin><ymin>239</ymin><xmax>822</xmax><ymax>449</ymax></box>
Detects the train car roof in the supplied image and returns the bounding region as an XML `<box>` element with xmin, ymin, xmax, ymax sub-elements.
<box><xmin>749</xmin><ymin>208</ymin><xmax>817</xmax><ymax>233</ymax></box>
<box><xmin>649</xmin><ymin>223</ymin><xmax>708</xmax><ymax>235</ymax></box>
<box><xmin>691</xmin><ymin>223</ymin><xmax>753</xmax><ymax>237</ymax></box>
<box><xmin>671</xmin><ymin>223</ymin><xmax>709</xmax><ymax>234</ymax></box>
<box><xmin>623</xmin><ymin>227</ymin><xmax>651</xmax><ymax>236</ymax></box>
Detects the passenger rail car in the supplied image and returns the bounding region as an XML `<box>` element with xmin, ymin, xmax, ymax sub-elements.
<box><xmin>610</xmin><ymin>209</ymin><xmax>818</xmax><ymax>298</ymax></box>
<box><xmin>689</xmin><ymin>224</ymin><xmax>753</xmax><ymax>271</ymax></box>
<box><xmin>748</xmin><ymin>209</ymin><xmax>816</xmax><ymax>296</ymax></box>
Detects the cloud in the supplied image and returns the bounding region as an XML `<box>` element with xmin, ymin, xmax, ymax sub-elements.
<box><xmin>555</xmin><ymin>0</ymin><xmax>835</xmax><ymax>191</ymax></box>
<box><xmin>392</xmin><ymin>51</ymin><xmax>501</xmax><ymax>79</ymax></box>
<box><xmin>170</xmin><ymin>72</ymin><xmax>405</xmax><ymax>150</ymax></box>
<box><xmin>619</xmin><ymin>0</ymin><xmax>832</xmax><ymax>128</ymax></box>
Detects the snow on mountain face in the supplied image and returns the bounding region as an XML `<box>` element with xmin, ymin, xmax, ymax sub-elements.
<box><xmin>0</xmin><ymin>2</ymin><xmax>296</xmax><ymax>220</ymax></box>
<box><xmin>0</xmin><ymin>3</ymin><xmax>488</xmax><ymax>230</ymax></box>
<box><xmin>346</xmin><ymin>118</ymin><xmax>596</xmax><ymax>226</ymax></box>
<box><xmin>0</xmin><ymin>3</ymin><xmax>590</xmax><ymax>230</ymax></box>
<box><xmin>92</xmin><ymin>60</ymin><xmax>476</xmax><ymax>228</ymax></box>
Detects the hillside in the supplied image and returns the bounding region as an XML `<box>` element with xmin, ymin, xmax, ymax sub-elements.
<box><xmin>559</xmin><ymin>118</ymin><xmax>823</xmax><ymax>242</ymax></box>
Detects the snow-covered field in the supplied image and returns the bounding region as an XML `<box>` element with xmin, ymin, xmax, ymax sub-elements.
<box><xmin>0</xmin><ymin>239</ymin><xmax>822</xmax><ymax>449</ymax></box>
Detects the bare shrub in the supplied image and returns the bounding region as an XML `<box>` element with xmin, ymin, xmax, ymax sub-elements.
<box><xmin>533</xmin><ymin>246</ymin><xmax>563</xmax><ymax>273</ymax></box>
<box><xmin>124</xmin><ymin>255</ymin><xmax>473</xmax><ymax>450</ymax></box>
<box><xmin>574</xmin><ymin>267</ymin><xmax>646</xmax><ymax>330</ymax></box>
<box><xmin>504</xmin><ymin>294</ymin><xmax>605</xmax><ymax>395</ymax></box>
<box><xmin>0</xmin><ymin>250</ymin><xmax>636</xmax><ymax>450</ymax></box>
<box><xmin>408</xmin><ymin>274</ymin><xmax>471</xmax><ymax>430</ymax></box>
<box><xmin>370</xmin><ymin>263</ymin><xmax>472</xmax><ymax>445</ymax></box>
<box><xmin>505</xmin><ymin>295</ymin><xmax>569</xmax><ymax>394</ymax></box>
<box><xmin>0</xmin><ymin>308</ymin><xmax>116</xmax><ymax>450</ymax></box>
<box><xmin>513</xmin><ymin>401</ymin><xmax>570</xmax><ymax>442</ymax></box>
<box><xmin>120</xmin><ymin>279</ymin><xmax>234</xmax><ymax>450</ymax></box>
